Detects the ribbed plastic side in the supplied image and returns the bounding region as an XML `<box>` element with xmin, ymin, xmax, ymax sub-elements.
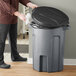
<box><xmin>31</xmin><ymin>26</ymin><xmax>65</xmax><ymax>72</ymax></box>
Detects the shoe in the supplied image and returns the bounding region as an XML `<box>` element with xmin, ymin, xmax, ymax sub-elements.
<box><xmin>0</xmin><ymin>62</ymin><xmax>11</xmax><ymax>69</ymax></box>
<box><xmin>11</xmin><ymin>54</ymin><xmax>27</xmax><ymax>62</ymax></box>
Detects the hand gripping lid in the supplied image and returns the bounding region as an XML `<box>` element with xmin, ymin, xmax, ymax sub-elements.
<box><xmin>32</xmin><ymin>6</ymin><xmax>69</xmax><ymax>28</ymax></box>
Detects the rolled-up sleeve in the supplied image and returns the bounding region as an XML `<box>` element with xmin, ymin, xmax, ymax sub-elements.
<box><xmin>19</xmin><ymin>0</ymin><xmax>30</xmax><ymax>6</ymax></box>
<box><xmin>0</xmin><ymin>0</ymin><xmax>17</xmax><ymax>15</ymax></box>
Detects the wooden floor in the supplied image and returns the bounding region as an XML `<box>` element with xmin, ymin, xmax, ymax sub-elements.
<box><xmin>0</xmin><ymin>62</ymin><xmax>76</xmax><ymax>76</ymax></box>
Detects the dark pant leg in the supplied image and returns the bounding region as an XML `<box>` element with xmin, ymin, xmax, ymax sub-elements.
<box><xmin>8</xmin><ymin>23</ymin><xmax>19</xmax><ymax>58</ymax></box>
<box><xmin>0</xmin><ymin>24</ymin><xmax>10</xmax><ymax>64</ymax></box>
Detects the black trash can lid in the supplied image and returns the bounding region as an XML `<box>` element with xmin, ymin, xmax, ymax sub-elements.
<box><xmin>32</xmin><ymin>6</ymin><xmax>69</xmax><ymax>28</ymax></box>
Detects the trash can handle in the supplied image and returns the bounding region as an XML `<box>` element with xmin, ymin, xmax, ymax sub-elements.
<box><xmin>63</xmin><ymin>24</ymin><xmax>71</xmax><ymax>30</ymax></box>
<box><xmin>30</xmin><ymin>22</ymin><xmax>38</xmax><ymax>28</ymax></box>
<box><xmin>66</xmin><ymin>24</ymin><xmax>71</xmax><ymax>30</ymax></box>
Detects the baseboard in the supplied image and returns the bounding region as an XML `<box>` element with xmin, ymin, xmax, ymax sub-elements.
<box><xmin>64</xmin><ymin>59</ymin><xmax>76</xmax><ymax>65</ymax></box>
<box><xmin>27</xmin><ymin>58</ymin><xmax>33</xmax><ymax>64</ymax></box>
<box><xmin>27</xmin><ymin>58</ymin><xmax>76</xmax><ymax>65</ymax></box>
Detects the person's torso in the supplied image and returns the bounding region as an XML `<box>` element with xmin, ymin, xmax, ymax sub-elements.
<box><xmin>0</xmin><ymin>0</ymin><xmax>19</xmax><ymax>24</ymax></box>
<box><xmin>0</xmin><ymin>0</ymin><xmax>19</xmax><ymax>15</ymax></box>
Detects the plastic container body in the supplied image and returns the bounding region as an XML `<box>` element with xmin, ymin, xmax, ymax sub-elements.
<box><xmin>30</xmin><ymin>25</ymin><xmax>66</xmax><ymax>72</ymax></box>
<box><xmin>29</xmin><ymin>6</ymin><xmax>69</xmax><ymax>73</ymax></box>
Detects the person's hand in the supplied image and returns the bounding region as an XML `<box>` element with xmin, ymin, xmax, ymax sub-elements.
<box><xmin>30</xmin><ymin>3</ymin><xmax>38</xmax><ymax>9</ymax></box>
<box><xmin>27</xmin><ymin>2</ymin><xmax>38</xmax><ymax>9</ymax></box>
<box><xmin>18</xmin><ymin>13</ymin><xmax>26</xmax><ymax>21</ymax></box>
<box><xmin>14</xmin><ymin>11</ymin><xmax>26</xmax><ymax>22</ymax></box>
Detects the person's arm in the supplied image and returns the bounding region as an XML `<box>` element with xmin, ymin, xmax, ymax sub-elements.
<box><xmin>26</xmin><ymin>2</ymin><xmax>38</xmax><ymax>9</ymax></box>
<box><xmin>14</xmin><ymin>11</ymin><xmax>26</xmax><ymax>21</ymax></box>
<box><xmin>19</xmin><ymin>0</ymin><xmax>30</xmax><ymax>6</ymax></box>
<box><xmin>19</xmin><ymin>0</ymin><xmax>38</xmax><ymax>9</ymax></box>
<box><xmin>15</xmin><ymin>0</ymin><xmax>38</xmax><ymax>21</ymax></box>
<box><xmin>0</xmin><ymin>0</ymin><xmax>17</xmax><ymax>15</ymax></box>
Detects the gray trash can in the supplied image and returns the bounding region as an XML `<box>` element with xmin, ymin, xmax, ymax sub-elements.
<box><xmin>30</xmin><ymin>6</ymin><xmax>69</xmax><ymax>72</ymax></box>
